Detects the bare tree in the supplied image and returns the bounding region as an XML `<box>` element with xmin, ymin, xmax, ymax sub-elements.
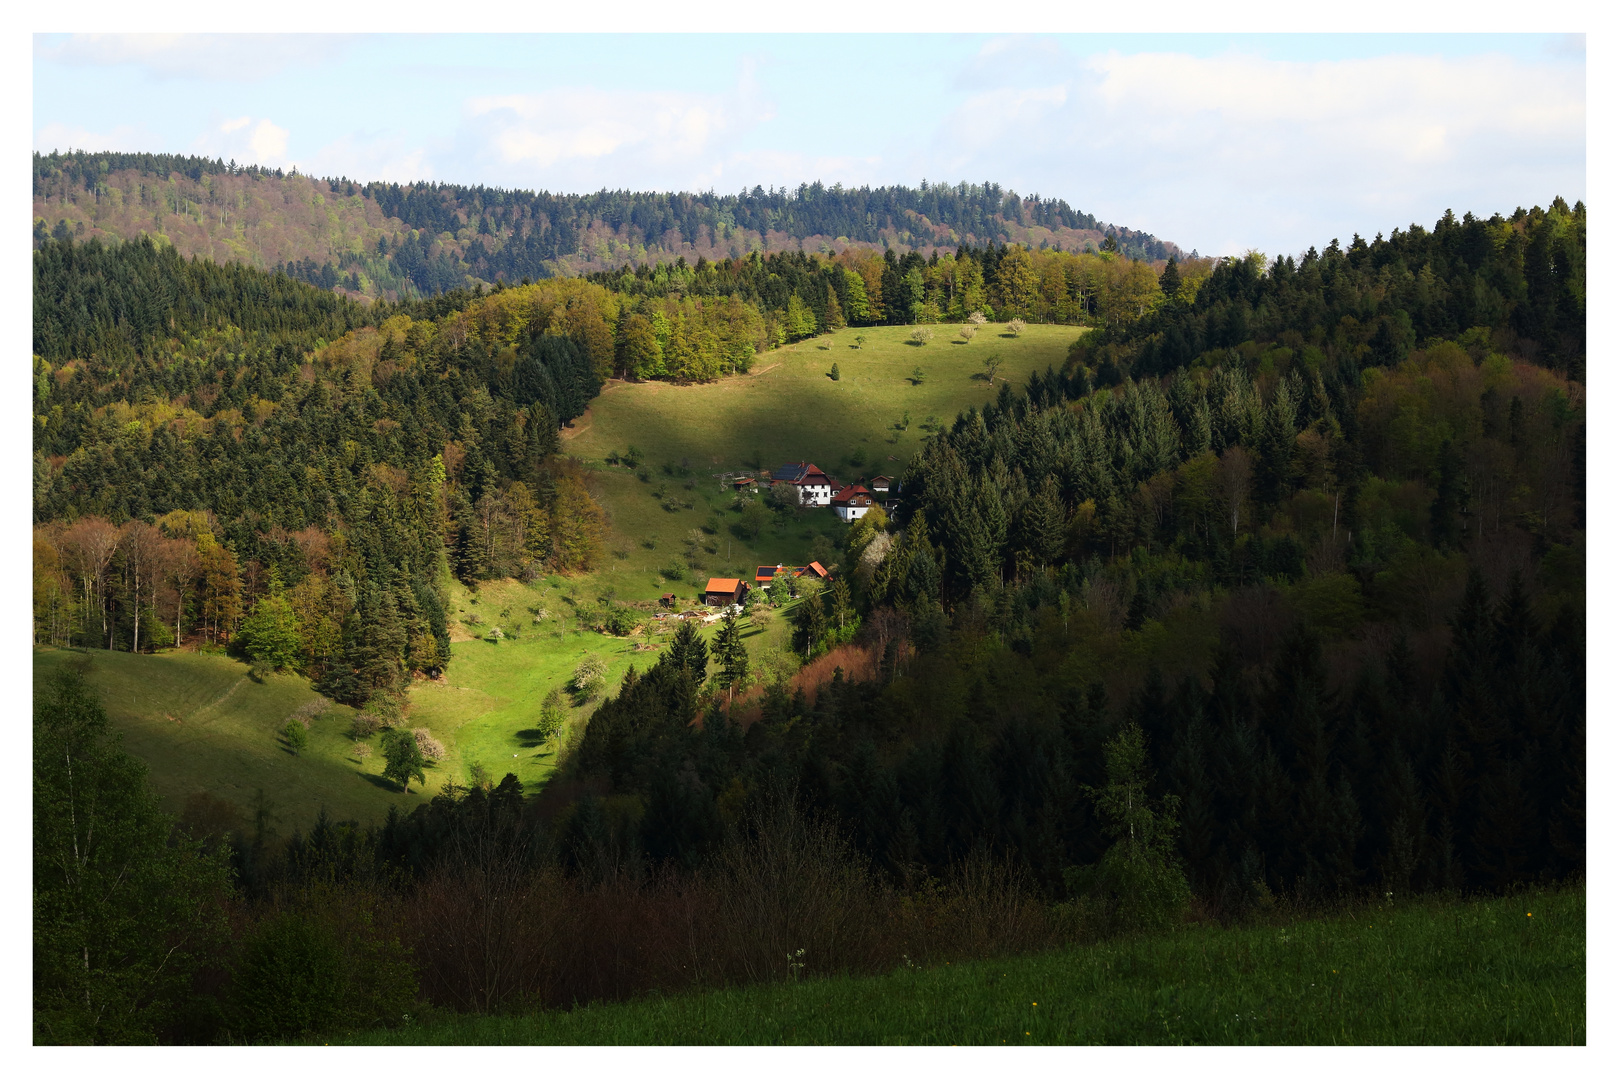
<box><xmin>119</xmin><ymin>521</ymin><xmax>165</xmax><ymax>653</ymax></box>
<box><xmin>61</xmin><ymin>517</ymin><xmax>119</xmax><ymax>648</ymax></box>
<box><xmin>1217</xmin><ymin>445</ymin><xmax>1253</xmax><ymax>542</ymax></box>
<box><xmin>160</xmin><ymin>537</ymin><xmax>199</xmax><ymax>647</ymax></box>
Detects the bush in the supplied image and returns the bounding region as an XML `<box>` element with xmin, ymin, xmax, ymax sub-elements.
<box><xmin>604</xmin><ymin>606</ymin><xmax>642</xmax><ymax>636</ymax></box>
<box><xmin>232</xmin><ymin>912</ymin><xmax>345</xmax><ymax>1039</ymax></box>
<box><xmin>412</xmin><ymin>728</ymin><xmax>446</xmax><ymax>764</ymax></box>
<box><xmin>281</xmin><ymin>718</ymin><xmax>308</xmax><ymax>756</ymax></box>
<box><xmin>232</xmin><ymin>906</ymin><xmax>418</xmax><ymax>1040</ymax></box>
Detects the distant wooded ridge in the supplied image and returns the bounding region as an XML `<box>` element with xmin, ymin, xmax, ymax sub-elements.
<box><xmin>33</xmin><ymin>149</ymin><xmax>1182</xmax><ymax>300</ymax></box>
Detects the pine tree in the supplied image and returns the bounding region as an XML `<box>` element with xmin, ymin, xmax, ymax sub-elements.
<box><xmin>712</xmin><ymin>612</ymin><xmax>749</xmax><ymax>700</ymax></box>
<box><xmin>1159</xmin><ymin>255</ymin><xmax>1182</xmax><ymax>298</ymax></box>
<box><xmin>666</xmin><ymin>618</ymin><xmax>709</xmax><ymax>681</ymax></box>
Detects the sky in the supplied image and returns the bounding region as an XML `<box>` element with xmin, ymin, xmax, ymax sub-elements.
<box><xmin>32</xmin><ymin>31</ymin><xmax>1587</xmax><ymax>261</ymax></box>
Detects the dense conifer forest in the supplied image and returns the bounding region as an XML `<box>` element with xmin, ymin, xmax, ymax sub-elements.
<box><xmin>33</xmin><ymin>187</ymin><xmax>1584</xmax><ymax>1043</ymax></box>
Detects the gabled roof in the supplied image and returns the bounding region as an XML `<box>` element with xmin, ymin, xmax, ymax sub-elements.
<box><xmin>772</xmin><ymin>461</ymin><xmax>831</xmax><ymax>485</ymax></box>
<box><xmin>831</xmin><ymin>483</ymin><xmax>872</xmax><ymax>503</ymax></box>
<box><xmin>755</xmin><ymin>564</ymin><xmax>788</xmax><ymax>582</ymax></box>
<box><xmin>805</xmin><ymin>561</ymin><xmax>830</xmax><ymax>578</ymax></box>
<box><xmin>705</xmin><ymin>577</ymin><xmax>742</xmax><ymax>593</ymax></box>
<box><xmin>772</xmin><ymin>462</ymin><xmax>809</xmax><ymax>483</ymax></box>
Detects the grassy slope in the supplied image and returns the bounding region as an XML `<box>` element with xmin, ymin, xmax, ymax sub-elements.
<box><xmin>338</xmin><ymin>887</ymin><xmax>1584</xmax><ymax>1046</ymax></box>
<box><xmin>40</xmin><ymin>324</ymin><xmax>1073</xmax><ymax>823</ymax></box>
<box><xmin>31</xmin><ymin>646</ymin><xmax>405</xmax><ymax>824</ymax></box>
<box><xmin>566</xmin><ymin>323</ymin><xmax>1077</xmax><ymax>601</ymax></box>
<box><xmin>417</xmin><ymin>577</ymin><xmax>796</xmax><ymax>795</ymax></box>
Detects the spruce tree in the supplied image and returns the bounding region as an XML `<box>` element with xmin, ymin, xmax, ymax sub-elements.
<box><xmin>666</xmin><ymin>618</ymin><xmax>709</xmax><ymax>681</ymax></box>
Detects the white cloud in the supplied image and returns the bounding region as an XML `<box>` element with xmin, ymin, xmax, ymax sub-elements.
<box><xmin>248</xmin><ymin>119</ymin><xmax>290</xmax><ymax>162</ymax></box>
<box><xmin>930</xmin><ymin>45</ymin><xmax>1585</xmax><ymax>256</ymax></box>
<box><xmin>191</xmin><ymin>116</ymin><xmax>293</xmax><ymax>168</ymax></box>
<box><xmin>35</xmin><ymin>33</ymin><xmax>358</xmax><ymax>82</ymax></box>
<box><xmin>293</xmin><ymin>133</ymin><xmax>433</xmax><ymax>184</ymax></box>
<box><xmin>458</xmin><ymin>67</ymin><xmax>775</xmax><ymax>191</ymax></box>
<box><xmin>34</xmin><ymin>121</ymin><xmax>158</xmax><ymax>154</ymax></box>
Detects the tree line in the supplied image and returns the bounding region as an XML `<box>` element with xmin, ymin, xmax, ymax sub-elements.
<box><xmin>1078</xmin><ymin>199</ymin><xmax>1585</xmax><ymax>382</ymax></box>
<box><xmin>35</xmin><ymin>150</ymin><xmax>1179</xmax><ymax>298</ymax></box>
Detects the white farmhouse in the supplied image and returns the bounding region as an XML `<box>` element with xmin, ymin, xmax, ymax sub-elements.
<box><xmin>771</xmin><ymin>461</ymin><xmax>834</xmax><ymax>506</ymax></box>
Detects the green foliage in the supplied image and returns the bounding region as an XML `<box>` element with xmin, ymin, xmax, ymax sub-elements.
<box><xmin>667</xmin><ymin>619</ymin><xmax>709</xmax><ymax>680</ymax></box>
<box><xmin>282</xmin><ymin>718</ymin><xmax>309</xmax><ymax>756</ymax></box>
<box><xmin>33</xmin><ymin>667</ymin><xmax>232</xmax><ymax>1044</ymax></box>
<box><xmin>1071</xmin><ymin>723</ymin><xmax>1191</xmax><ymax>934</ymax></box>
<box><xmin>534</xmin><ymin>688</ymin><xmax>569</xmax><ymax>751</ymax></box>
<box><xmin>232</xmin><ymin>908</ymin><xmax>418</xmax><ymax>1040</ymax></box>
<box><xmin>602</xmin><ymin>606</ymin><xmax>643</xmax><ymax>636</ymax></box>
<box><xmin>712</xmin><ymin>612</ymin><xmax>750</xmax><ymax>694</ymax></box>
<box><xmin>240</xmin><ymin>583</ymin><xmax>302</xmax><ymax>672</ymax></box>
<box><xmin>380</xmin><ymin>727</ymin><xmax>427</xmax><ymax>793</ymax></box>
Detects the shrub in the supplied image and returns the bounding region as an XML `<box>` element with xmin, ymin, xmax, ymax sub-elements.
<box><xmin>349</xmin><ymin>712</ymin><xmax>383</xmax><ymax>739</ymax></box>
<box><xmin>412</xmin><ymin>728</ymin><xmax>446</xmax><ymax>764</ymax></box>
<box><xmin>830</xmin><ymin>362</ymin><xmax>841</xmax><ymax>381</ymax></box>
<box><xmin>603</xmin><ymin>607</ymin><xmax>642</xmax><ymax>637</ymax></box>
<box><xmin>282</xmin><ymin>718</ymin><xmax>308</xmax><ymax>756</ymax></box>
<box><xmin>907</xmin><ymin>327</ymin><xmax>934</xmax><ymax>346</ymax></box>
<box><xmin>232</xmin><ymin>913</ymin><xmax>345</xmax><ymax>1039</ymax></box>
<box><xmin>1007</xmin><ymin>318</ymin><xmax>1027</xmax><ymax>336</ymax></box>
<box><xmin>232</xmin><ymin>905</ymin><xmax>418</xmax><ymax>1040</ymax></box>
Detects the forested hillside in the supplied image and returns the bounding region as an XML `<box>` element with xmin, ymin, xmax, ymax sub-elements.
<box><xmin>33</xmin><ymin>150</ymin><xmax>1179</xmax><ymax>300</ymax></box>
<box><xmin>33</xmin><ymin>235</ymin><xmax>607</xmax><ymax>707</ymax></box>
<box><xmin>556</xmin><ymin>197</ymin><xmax>1585</xmax><ymax>906</ymax></box>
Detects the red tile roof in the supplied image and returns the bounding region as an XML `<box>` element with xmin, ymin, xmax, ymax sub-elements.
<box><xmin>705</xmin><ymin>577</ymin><xmax>741</xmax><ymax>593</ymax></box>
<box><xmin>832</xmin><ymin>484</ymin><xmax>872</xmax><ymax>503</ymax></box>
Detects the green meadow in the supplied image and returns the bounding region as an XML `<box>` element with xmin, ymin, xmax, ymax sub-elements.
<box><xmin>566</xmin><ymin>322</ymin><xmax>1081</xmax><ymax>601</ymax></box>
<box><xmin>36</xmin><ymin>325</ymin><xmax>1078</xmax><ymax>825</ymax></box>
<box><xmin>335</xmin><ymin>885</ymin><xmax>1585</xmax><ymax>1045</ymax></box>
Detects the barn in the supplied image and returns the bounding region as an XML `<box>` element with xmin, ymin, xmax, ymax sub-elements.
<box><xmin>703</xmin><ymin>577</ymin><xmax>747</xmax><ymax>607</ymax></box>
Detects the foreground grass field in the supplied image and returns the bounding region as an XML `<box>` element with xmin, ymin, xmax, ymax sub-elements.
<box><xmin>338</xmin><ymin>886</ymin><xmax>1584</xmax><ymax>1045</ymax></box>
